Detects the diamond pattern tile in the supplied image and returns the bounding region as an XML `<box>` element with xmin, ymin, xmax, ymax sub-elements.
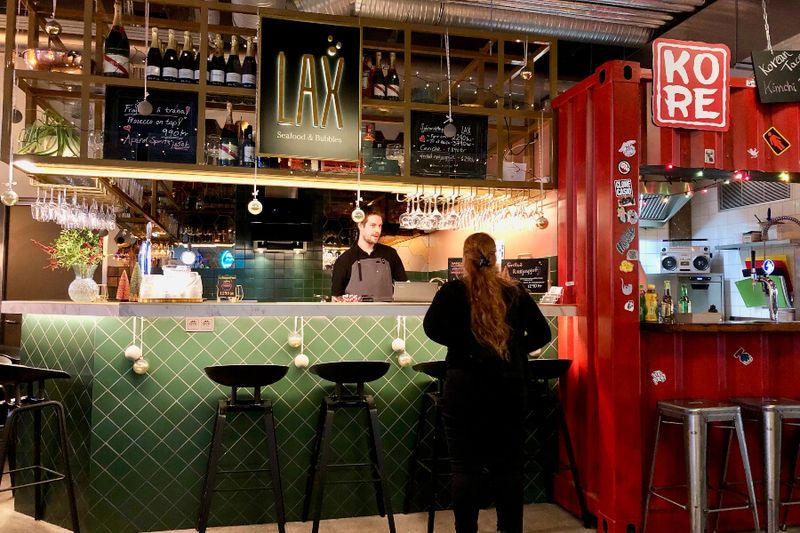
<box><xmin>16</xmin><ymin>313</ymin><xmax>558</xmax><ymax>533</ymax></box>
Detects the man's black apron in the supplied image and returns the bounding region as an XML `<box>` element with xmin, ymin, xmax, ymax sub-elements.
<box><xmin>344</xmin><ymin>258</ymin><xmax>393</xmax><ymax>302</ymax></box>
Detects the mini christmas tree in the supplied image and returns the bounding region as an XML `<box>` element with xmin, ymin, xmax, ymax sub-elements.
<box><xmin>116</xmin><ymin>270</ymin><xmax>130</xmax><ymax>301</ymax></box>
<box><xmin>129</xmin><ymin>263</ymin><xmax>141</xmax><ymax>302</ymax></box>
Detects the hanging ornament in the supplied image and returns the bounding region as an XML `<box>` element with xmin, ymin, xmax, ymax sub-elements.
<box><xmin>534</xmin><ymin>110</ymin><xmax>549</xmax><ymax>230</ymax></box>
<box><xmin>133</xmin><ymin>358</ymin><xmax>150</xmax><ymax>374</ymax></box>
<box><xmin>1</xmin><ymin>188</ymin><xmax>19</xmax><ymax>207</ymax></box>
<box><xmin>535</xmin><ymin>211</ymin><xmax>549</xmax><ymax>230</ymax></box>
<box><xmin>137</xmin><ymin>0</ymin><xmax>153</xmax><ymax>116</ymax></box>
<box><xmin>293</xmin><ymin>318</ymin><xmax>309</xmax><ymax>368</ymax></box>
<box><xmin>391</xmin><ymin>316</ymin><xmax>406</xmax><ymax>352</ymax></box>
<box><xmin>520</xmin><ymin>38</ymin><xmax>533</xmax><ymax>81</ymax></box>
<box><xmin>127</xmin><ymin>317</ymin><xmax>149</xmax><ymax>374</ymax></box>
<box><xmin>3</xmin><ymin>70</ymin><xmax>19</xmax><ymax>207</ymax></box>
<box><xmin>442</xmin><ymin>30</ymin><xmax>458</xmax><ymax>140</ymax></box>
<box><xmin>351</xmin><ymin>206</ymin><xmax>365</xmax><ymax>223</ymax></box>
<box><xmin>248</xmin><ymin>197</ymin><xmax>263</xmax><ymax>215</ymax></box>
<box><xmin>351</xmin><ymin>149</ymin><xmax>365</xmax><ymax>222</ymax></box>
<box><xmin>124</xmin><ymin>344</ymin><xmax>143</xmax><ymax>361</ymax></box>
<box><xmin>45</xmin><ymin>0</ymin><xmax>62</xmax><ymax>36</ymax></box>
<box><xmin>137</xmin><ymin>98</ymin><xmax>153</xmax><ymax>116</ymax></box>
<box><xmin>287</xmin><ymin>317</ymin><xmax>303</xmax><ymax>348</ymax></box>
<box><xmin>11</xmin><ymin>108</ymin><xmax>22</xmax><ymax>124</ymax></box>
<box><xmin>397</xmin><ymin>351</ymin><xmax>413</xmax><ymax>367</ymax></box>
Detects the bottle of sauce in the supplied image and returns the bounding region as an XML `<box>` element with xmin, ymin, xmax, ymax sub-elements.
<box><xmin>678</xmin><ymin>283</ymin><xmax>692</xmax><ymax>314</ymax></box>
<box><xmin>661</xmin><ymin>280</ymin><xmax>674</xmax><ymax>324</ymax></box>
<box><xmin>644</xmin><ymin>284</ymin><xmax>659</xmax><ymax>323</ymax></box>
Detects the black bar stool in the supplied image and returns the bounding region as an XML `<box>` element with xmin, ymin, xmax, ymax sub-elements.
<box><xmin>403</xmin><ymin>360</ymin><xmax>449</xmax><ymax>533</ymax></box>
<box><xmin>302</xmin><ymin>361</ymin><xmax>396</xmax><ymax>533</ymax></box>
<box><xmin>526</xmin><ymin>358</ymin><xmax>591</xmax><ymax>527</ymax></box>
<box><xmin>0</xmin><ymin>364</ymin><xmax>80</xmax><ymax>532</ymax></box>
<box><xmin>197</xmin><ymin>364</ymin><xmax>288</xmax><ymax>533</ymax></box>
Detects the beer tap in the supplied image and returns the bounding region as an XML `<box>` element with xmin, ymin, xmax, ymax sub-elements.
<box><xmin>751</xmin><ymin>249</ymin><xmax>778</xmax><ymax>321</ymax></box>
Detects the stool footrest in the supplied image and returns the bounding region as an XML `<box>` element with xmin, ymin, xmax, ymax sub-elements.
<box><xmin>217</xmin><ymin>468</ymin><xmax>271</xmax><ymax>475</ymax></box>
<box><xmin>213</xmin><ymin>485</ymin><xmax>273</xmax><ymax>493</ymax></box>
<box><xmin>0</xmin><ymin>465</ymin><xmax>66</xmax><ymax>493</ymax></box>
<box><xmin>325</xmin><ymin>478</ymin><xmax>383</xmax><ymax>485</ymax></box>
<box><xmin>325</xmin><ymin>462</ymin><xmax>375</xmax><ymax>469</ymax></box>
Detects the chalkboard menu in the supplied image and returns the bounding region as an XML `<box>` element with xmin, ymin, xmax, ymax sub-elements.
<box><xmin>447</xmin><ymin>257</ymin><xmax>464</xmax><ymax>281</ymax></box>
<box><xmin>501</xmin><ymin>258</ymin><xmax>549</xmax><ymax>293</ymax></box>
<box><xmin>104</xmin><ymin>87</ymin><xmax>198</xmax><ymax>163</ymax></box>
<box><xmin>752</xmin><ymin>51</ymin><xmax>800</xmax><ymax>104</ymax></box>
<box><xmin>411</xmin><ymin>111</ymin><xmax>488</xmax><ymax>178</ymax></box>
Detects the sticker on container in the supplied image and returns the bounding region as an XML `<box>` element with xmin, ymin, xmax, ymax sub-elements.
<box><xmin>617</xmin><ymin>206</ymin><xmax>628</xmax><ymax>223</ymax></box>
<box><xmin>764</xmin><ymin>126</ymin><xmax>791</xmax><ymax>156</ymax></box>
<box><xmin>619</xmin><ymin>260</ymin><xmax>634</xmax><ymax>273</ymax></box>
<box><xmin>651</xmin><ymin>370</ymin><xmax>667</xmax><ymax>385</ymax></box>
<box><xmin>626</xmin><ymin>249</ymin><xmax>639</xmax><ymax>261</ymax></box>
<box><xmin>704</xmin><ymin>149</ymin><xmax>716</xmax><ymax>164</ymax></box>
<box><xmin>621</xmin><ymin>278</ymin><xmax>633</xmax><ymax>295</ymax></box>
<box><xmin>618</xmin><ymin>140</ymin><xmax>636</xmax><ymax>158</ymax></box>
<box><xmin>614</xmin><ymin>178</ymin><xmax>633</xmax><ymax>197</ymax></box>
<box><xmin>624</xmin><ymin>300</ymin><xmax>635</xmax><ymax>312</ymax></box>
<box><xmin>733</xmin><ymin>347</ymin><xmax>754</xmax><ymax>366</ymax></box>
<box><xmin>748</xmin><ymin>148</ymin><xmax>759</xmax><ymax>158</ymax></box>
<box><xmin>616</xmin><ymin>227</ymin><xmax>636</xmax><ymax>254</ymax></box>
<box><xmin>763</xmin><ymin>259</ymin><xmax>775</xmax><ymax>275</ymax></box>
<box><xmin>626</xmin><ymin>209</ymin><xmax>640</xmax><ymax>224</ymax></box>
<box><xmin>618</xmin><ymin>196</ymin><xmax>636</xmax><ymax>208</ymax></box>
<box><xmin>617</xmin><ymin>160</ymin><xmax>632</xmax><ymax>175</ymax></box>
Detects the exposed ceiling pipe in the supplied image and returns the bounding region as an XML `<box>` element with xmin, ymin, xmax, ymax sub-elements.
<box><xmin>584</xmin><ymin>0</ymin><xmax>705</xmax><ymax>11</ymax></box>
<box><xmin>297</xmin><ymin>0</ymin><xmax>654</xmax><ymax>46</ymax></box>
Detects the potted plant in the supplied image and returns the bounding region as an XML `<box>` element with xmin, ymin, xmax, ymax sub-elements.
<box><xmin>18</xmin><ymin>109</ymin><xmax>80</xmax><ymax>157</ymax></box>
<box><xmin>33</xmin><ymin>229</ymin><xmax>104</xmax><ymax>302</ymax></box>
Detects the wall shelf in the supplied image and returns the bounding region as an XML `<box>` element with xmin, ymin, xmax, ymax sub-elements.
<box><xmin>716</xmin><ymin>240</ymin><xmax>800</xmax><ymax>251</ymax></box>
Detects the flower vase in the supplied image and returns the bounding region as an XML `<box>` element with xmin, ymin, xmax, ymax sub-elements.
<box><xmin>68</xmin><ymin>264</ymin><xmax>100</xmax><ymax>303</ymax></box>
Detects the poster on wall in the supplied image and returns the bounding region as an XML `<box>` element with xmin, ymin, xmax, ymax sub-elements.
<box><xmin>410</xmin><ymin>111</ymin><xmax>488</xmax><ymax>178</ymax></box>
<box><xmin>651</xmin><ymin>38</ymin><xmax>730</xmax><ymax>132</ymax></box>
<box><xmin>258</xmin><ymin>16</ymin><xmax>360</xmax><ymax>161</ymax></box>
<box><xmin>501</xmin><ymin>258</ymin><xmax>549</xmax><ymax>293</ymax></box>
<box><xmin>751</xmin><ymin>50</ymin><xmax>800</xmax><ymax>104</ymax></box>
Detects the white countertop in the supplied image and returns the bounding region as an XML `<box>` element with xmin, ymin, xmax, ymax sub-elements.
<box><xmin>0</xmin><ymin>300</ymin><xmax>578</xmax><ymax>318</ymax></box>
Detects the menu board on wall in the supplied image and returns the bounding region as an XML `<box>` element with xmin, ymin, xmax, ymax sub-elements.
<box><xmin>447</xmin><ymin>257</ymin><xmax>464</xmax><ymax>281</ymax></box>
<box><xmin>258</xmin><ymin>16</ymin><xmax>360</xmax><ymax>161</ymax></box>
<box><xmin>103</xmin><ymin>87</ymin><xmax>197</xmax><ymax>163</ymax></box>
<box><xmin>501</xmin><ymin>258</ymin><xmax>549</xmax><ymax>293</ymax></box>
<box><xmin>752</xmin><ymin>50</ymin><xmax>800</xmax><ymax>103</ymax></box>
<box><xmin>411</xmin><ymin>111</ymin><xmax>488</xmax><ymax>178</ymax></box>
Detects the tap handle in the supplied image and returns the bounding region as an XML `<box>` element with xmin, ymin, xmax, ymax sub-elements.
<box><xmin>751</xmin><ymin>249</ymin><xmax>757</xmax><ymax>274</ymax></box>
<box><xmin>767</xmin><ymin>207</ymin><xmax>772</xmax><ymax>221</ymax></box>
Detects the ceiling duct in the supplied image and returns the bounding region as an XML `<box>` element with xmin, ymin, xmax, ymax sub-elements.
<box><xmin>296</xmin><ymin>0</ymin><xmax>655</xmax><ymax>46</ymax></box>
<box><xmin>639</xmin><ymin>192</ymin><xmax>690</xmax><ymax>228</ymax></box>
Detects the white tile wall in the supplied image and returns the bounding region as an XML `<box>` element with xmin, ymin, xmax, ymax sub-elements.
<box><xmin>639</xmin><ymin>184</ymin><xmax>800</xmax><ymax>319</ymax></box>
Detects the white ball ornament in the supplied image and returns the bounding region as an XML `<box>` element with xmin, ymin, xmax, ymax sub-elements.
<box><xmin>294</xmin><ymin>353</ymin><xmax>309</xmax><ymax>368</ymax></box>
<box><xmin>287</xmin><ymin>332</ymin><xmax>303</xmax><ymax>348</ymax></box>
<box><xmin>391</xmin><ymin>338</ymin><xmax>406</xmax><ymax>352</ymax></box>
<box><xmin>397</xmin><ymin>352</ymin><xmax>413</xmax><ymax>368</ymax></box>
<box><xmin>247</xmin><ymin>198</ymin><xmax>263</xmax><ymax>215</ymax></box>
<box><xmin>132</xmin><ymin>358</ymin><xmax>150</xmax><ymax>374</ymax></box>
<box><xmin>1</xmin><ymin>188</ymin><xmax>19</xmax><ymax>207</ymax></box>
<box><xmin>124</xmin><ymin>345</ymin><xmax>143</xmax><ymax>361</ymax></box>
<box><xmin>351</xmin><ymin>207</ymin><xmax>365</xmax><ymax>223</ymax></box>
<box><xmin>136</xmin><ymin>100</ymin><xmax>153</xmax><ymax>116</ymax></box>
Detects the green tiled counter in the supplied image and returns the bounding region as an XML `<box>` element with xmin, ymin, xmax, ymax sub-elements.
<box><xmin>5</xmin><ymin>302</ymin><xmax>566</xmax><ymax>533</ymax></box>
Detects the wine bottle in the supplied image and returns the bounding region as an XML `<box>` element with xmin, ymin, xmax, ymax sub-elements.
<box><xmin>219</xmin><ymin>103</ymin><xmax>239</xmax><ymax>166</ymax></box>
<box><xmin>146</xmin><ymin>27</ymin><xmax>162</xmax><ymax>81</ymax></box>
<box><xmin>386</xmin><ymin>52</ymin><xmax>400</xmax><ymax>100</ymax></box>
<box><xmin>361</xmin><ymin>53</ymin><xmax>373</xmax><ymax>98</ymax></box>
<box><xmin>225</xmin><ymin>35</ymin><xmax>242</xmax><ymax>87</ymax></box>
<box><xmin>372</xmin><ymin>51</ymin><xmax>385</xmax><ymax>99</ymax></box>
<box><xmin>209</xmin><ymin>34</ymin><xmax>225</xmax><ymax>86</ymax></box>
<box><xmin>241</xmin><ymin>36</ymin><xmax>257</xmax><ymax>89</ymax></box>
<box><xmin>193</xmin><ymin>48</ymin><xmax>201</xmax><ymax>83</ymax></box>
<box><xmin>241</xmin><ymin>126</ymin><xmax>255</xmax><ymax>167</ymax></box>
<box><xmin>103</xmin><ymin>0</ymin><xmax>130</xmax><ymax>77</ymax></box>
<box><xmin>161</xmin><ymin>29</ymin><xmax>179</xmax><ymax>82</ymax></box>
<box><xmin>178</xmin><ymin>31</ymin><xmax>194</xmax><ymax>83</ymax></box>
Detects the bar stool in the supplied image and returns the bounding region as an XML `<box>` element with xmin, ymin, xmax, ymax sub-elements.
<box><xmin>197</xmin><ymin>364</ymin><xmax>288</xmax><ymax>533</ymax></box>
<box><xmin>720</xmin><ymin>397</ymin><xmax>800</xmax><ymax>533</ymax></box>
<box><xmin>0</xmin><ymin>364</ymin><xmax>80</xmax><ymax>532</ymax></box>
<box><xmin>526</xmin><ymin>358</ymin><xmax>591</xmax><ymax>527</ymax></box>
<box><xmin>403</xmin><ymin>361</ymin><xmax>449</xmax><ymax>533</ymax></box>
<box><xmin>302</xmin><ymin>361</ymin><xmax>396</xmax><ymax>533</ymax></box>
<box><xmin>642</xmin><ymin>399</ymin><xmax>760</xmax><ymax>533</ymax></box>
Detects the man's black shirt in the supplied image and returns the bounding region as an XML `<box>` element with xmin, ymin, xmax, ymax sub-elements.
<box><xmin>331</xmin><ymin>243</ymin><xmax>407</xmax><ymax>296</ymax></box>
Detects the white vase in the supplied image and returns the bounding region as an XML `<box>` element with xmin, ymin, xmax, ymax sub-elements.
<box><xmin>68</xmin><ymin>264</ymin><xmax>99</xmax><ymax>303</ymax></box>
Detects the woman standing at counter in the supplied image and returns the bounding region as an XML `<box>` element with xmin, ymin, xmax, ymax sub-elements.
<box><xmin>423</xmin><ymin>232</ymin><xmax>551</xmax><ymax>533</ymax></box>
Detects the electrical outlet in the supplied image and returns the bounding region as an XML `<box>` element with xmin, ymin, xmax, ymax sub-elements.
<box><xmin>185</xmin><ymin>317</ymin><xmax>214</xmax><ymax>332</ymax></box>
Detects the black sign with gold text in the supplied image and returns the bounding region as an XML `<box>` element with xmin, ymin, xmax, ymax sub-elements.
<box><xmin>258</xmin><ymin>16</ymin><xmax>360</xmax><ymax>161</ymax></box>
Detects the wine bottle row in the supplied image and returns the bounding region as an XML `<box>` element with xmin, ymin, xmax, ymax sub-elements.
<box><xmin>102</xmin><ymin>0</ymin><xmax>256</xmax><ymax>89</ymax></box>
<box><xmin>219</xmin><ymin>102</ymin><xmax>256</xmax><ymax>167</ymax></box>
<box><xmin>362</xmin><ymin>51</ymin><xmax>401</xmax><ymax>100</ymax></box>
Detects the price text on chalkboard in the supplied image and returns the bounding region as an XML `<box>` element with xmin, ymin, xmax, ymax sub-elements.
<box><xmin>216</xmin><ymin>276</ymin><xmax>237</xmax><ymax>300</ymax></box>
<box><xmin>501</xmin><ymin>258</ymin><xmax>550</xmax><ymax>293</ymax></box>
<box><xmin>104</xmin><ymin>87</ymin><xmax>198</xmax><ymax>163</ymax></box>
<box><xmin>752</xmin><ymin>51</ymin><xmax>800</xmax><ymax>104</ymax></box>
<box><xmin>411</xmin><ymin>112</ymin><xmax>487</xmax><ymax>178</ymax></box>
<box><xmin>448</xmin><ymin>257</ymin><xmax>464</xmax><ymax>281</ymax></box>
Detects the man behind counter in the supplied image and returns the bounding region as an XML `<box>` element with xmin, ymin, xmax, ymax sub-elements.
<box><xmin>331</xmin><ymin>212</ymin><xmax>407</xmax><ymax>301</ymax></box>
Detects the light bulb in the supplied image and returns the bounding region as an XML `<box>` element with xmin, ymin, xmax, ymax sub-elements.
<box><xmin>248</xmin><ymin>198</ymin><xmax>263</xmax><ymax>215</ymax></box>
<box><xmin>180</xmin><ymin>250</ymin><xmax>196</xmax><ymax>265</ymax></box>
<box><xmin>1</xmin><ymin>188</ymin><xmax>19</xmax><ymax>207</ymax></box>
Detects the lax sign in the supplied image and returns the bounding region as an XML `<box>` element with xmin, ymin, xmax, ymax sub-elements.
<box><xmin>652</xmin><ymin>38</ymin><xmax>730</xmax><ymax>132</ymax></box>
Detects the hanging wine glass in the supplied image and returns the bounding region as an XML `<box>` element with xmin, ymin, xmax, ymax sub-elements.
<box><xmin>398</xmin><ymin>195</ymin><xmax>414</xmax><ymax>229</ymax></box>
<box><xmin>429</xmin><ymin>194</ymin><xmax>444</xmax><ymax>229</ymax></box>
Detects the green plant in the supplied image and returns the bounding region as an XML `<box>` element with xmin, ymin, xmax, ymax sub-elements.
<box><xmin>32</xmin><ymin>229</ymin><xmax>104</xmax><ymax>270</ymax></box>
<box><xmin>17</xmin><ymin>110</ymin><xmax>80</xmax><ymax>157</ymax></box>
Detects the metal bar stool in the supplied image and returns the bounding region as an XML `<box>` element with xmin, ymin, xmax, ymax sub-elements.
<box><xmin>197</xmin><ymin>364</ymin><xmax>288</xmax><ymax>533</ymax></box>
<box><xmin>0</xmin><ymin>364</ymin><xmax>80</xmax><ymax>532</ymax></box>
<box><xmin>302</xmin><ymin>361</ymin><xmax>396</xmax><ymax>533</ymax></box>
<box><xmin>642</xmin><ymin>399</ymin><xmax>760</xmax><ymax>533</ymax></box>
<box><xmin>403</xmin><ymin>361</ymin><xmax>450</xmax><ymax>533</ymax></box>
<box><xmin>526</xmin><ymin>358</ymin><xmax>592</xmax><ymax>527</ymax></box>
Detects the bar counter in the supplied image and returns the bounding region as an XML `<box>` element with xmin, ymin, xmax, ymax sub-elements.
<box><xmin>1</xmin><ymin>300</ymin><xmax>568</xmax><ymax>533</ymax></box>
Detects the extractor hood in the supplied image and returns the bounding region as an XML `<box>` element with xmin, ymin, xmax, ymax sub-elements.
<box><xmin>639</xmin><ymin>193</ymin><xmax>691</xmax><ymax>228</ymax></box>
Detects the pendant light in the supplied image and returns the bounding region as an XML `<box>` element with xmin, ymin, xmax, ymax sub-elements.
<box><xmin>535</xmin><ymin>111</ymin><xmax>548</xmax><ymax>230</ymax></box>
<box><xmin>351</xmin><ymin>134</ymin><xmax>365</xmax><ymax>223</ymax></box>
<box><xmin>442</xmin><ymin>30</ymin><xmax>457</xmax><ymax>139</ymax></box>
<box><xmin>137</xmin><ymin>0</ymin><xmax>153</xmax><ymax>115</ymax></box>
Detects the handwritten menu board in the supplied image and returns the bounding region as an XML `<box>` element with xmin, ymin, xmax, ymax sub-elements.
<box><xmin>752</xmin><ymin>51</ymin><xmax>800</xmax><ymax>104</ymax></box>
<box><xmin>501</xmin><ymin>258</ymin><xmax>549</xmax><ymax>293</ymax></box>
<box><xmin>104</xmin><ymin>87</ymin><xmax>198</xmax><ymax>163</ymax></box>
<box><xmin>411</xmin><ymin>111</ymin><xmax>488</xmax><ymax>178</ymax></box>
<box><xmin>447</xmin><ymin>257</ymin><xmax>464</xmax><ymax>281</ymax></box>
